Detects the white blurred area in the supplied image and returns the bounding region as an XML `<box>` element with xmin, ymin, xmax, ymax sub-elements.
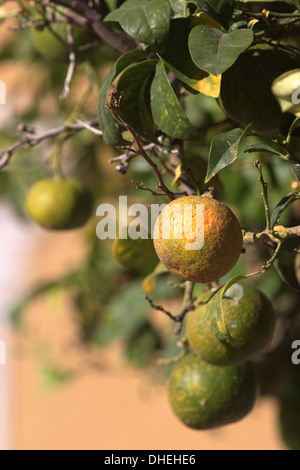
<box><xmin>0</xmin><ymin>202</ymin><xmax>40</xmax><ymax>449</ymax></box>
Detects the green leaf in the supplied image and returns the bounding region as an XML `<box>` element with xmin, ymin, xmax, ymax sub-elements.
<box><xmin>288</xmin><ymin>116</ymin><xmax>300</xmax><ymax>141</ymax></box>
<box><xmin>94</xmin><ymin>281</ymin><xmax>150</xmax><ymax>345</ymax></box>
<box><xmin>170</xmin><ymin>0</ymin><xmax>190</xmax><ymax>17</ymax></box>
<box><xmin>205</xmin><ymin>127</ymin><xmax>246</xmax><ymax>182</ymax></box>
<box><xmin>193</xmin><ymin>0</ymin><xmax>235</xmax><ymax>28</ymax></box>
<box><xmin>273</xmin><ymin>238</ymin><xmax>300</xmax><ymax>292</ymax></box>
<box><xmin>206</xmin><ymin>275</ymin><xmax>247</xmax><ymax>343</ymax></box>
<box><xmin>150</xmin><ymin>60</ymin><xmax>197</xmax><ymax>139</ymax></box>
<box><xmin>188</xmin><ymin>25</ymin><xmax>254</xmax><ymax>76</ymax></box>
<box><xmin>116</xmin><ymin>60</ymin><xmax>157</xmax><ymax>140</ymax></box>
<box><xmin>160</xmin><ymin>18</ymin><xmax>208</xmax><ymax>92</ymax></box>
<box><xmin>105</xmin><ymin>0</ymin><xmax>171</xmax><ymax>46</ymax></box>
<box><xmin>271</xmin><ymin>193</ymin><xmax>297</xmax><ymax>228</ymax></box>
<box><xmin>292</xmin><ymin>164</ymin><xmax>300</xmax><ymax>181</ymax></box>
<box><xmin>242</xmin><ymin>143</ymin><xmax>289</xmax><ymax>158</ymax></box>
<box><xmin>98</xmin><ymin>49</ymin><xmax>146</xmax><ymax>146</ymax></box>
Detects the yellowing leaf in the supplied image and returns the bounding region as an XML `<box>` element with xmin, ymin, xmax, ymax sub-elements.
<box><xmin>248</xmin><ymin>19</ymin><xmax>259</xmax><ymax>28</ymax></box>
<box><xmin>193</xmin><ymin>73</ymin><xmax>221</xmax><ymax>97</ymax></box>
<box><xmin>171</xmin><ymin>164</ymin><xmax>182</xmax><ymax>188</ymax></box>
<box><xmin>192</xmin><ymin>11</ymin><xmax>222</xmax><ymax>29</ymax></box>
<box><xmin>142</xmin><ymin>262</ymin><xmax>168</xmax><ymax>293</ymax></box>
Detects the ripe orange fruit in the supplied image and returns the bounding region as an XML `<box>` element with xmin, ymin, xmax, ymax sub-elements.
<box><xmin>168</xmin><ymin>355</ymin><xmax>258</xmax><ymax>430</ymax></box>
<box><xmin>153</xmin><ymin>195</ymin><xmax>243</xmax><ymax>283</ymax></box>
<box><xmin>25</xmin><ymin>178</ymin><xmax>94</xmax><ymax>230</ymax></box>
<box><xmin>186</xmin><ymin>283</ymin><xmax>276</xmax><ymax>365</ymax></box>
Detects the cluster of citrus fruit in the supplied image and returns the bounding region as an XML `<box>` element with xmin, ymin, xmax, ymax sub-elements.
<box><xmin>152</xmin><ymin>195</ymin><xmax>276</xmax><ymax>430</ymax></box>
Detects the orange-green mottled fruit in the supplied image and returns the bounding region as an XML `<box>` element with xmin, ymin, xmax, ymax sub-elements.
<box><xmin>186</xmin><ymin>283</ymin><xmax>276</xmax><ymax>366</ymax></box>
<box><xmin>153</xmin><ymin>195</ymin><xmax>243</xmax><ymax>283</ymax></box>
<box><xmin>112</xmin><ymin>226</ymin><xmax>158</xmax><ymax>272</ymax></box>
<box><xmin>168</xmin><ymin>355</ymin><xmax>258</xmax><ymax>430</ymax></box>
<box><xmin>25</xmin><ymin>178</ymin><xmax>94</xmax><ymax>230</ymax></box>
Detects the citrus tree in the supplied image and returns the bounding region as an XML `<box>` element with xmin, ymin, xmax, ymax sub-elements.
<box><xmin>1</xmin><ymin>0</ymin><xmax>300</xmax><ymax>448</ymax></box>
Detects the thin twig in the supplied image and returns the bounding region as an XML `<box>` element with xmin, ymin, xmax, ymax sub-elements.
<box><xmin>76</xmin><ymin>119</ymin><xmax>103</xmax><ymax>136</ymax></box>
<box><xmin>245</xmin><ymin>241</ymin><xmax>283</xmax><ymax>279</ymax></box>
<box><xmin>60</xmin><ymin>23</ymin><xmax>76</xmax><ymax>100</ymax></box>
<box><xmin>38</xmin><ymin>0</ymin><xmax>131</xmax><ymax>54</ymax></box>
<box><xmin>174</xmin><ymin>281</ymin><xmax>195</xmax><ymax>335</ymax></box>
<box><xmin>144</xmin><ymin>295</ymin><xmax>177</xmax><ymax>322</ymax></box>
<box><xmin>132</xmin><ymin>180</ymin><xmax>187</xmax><ymax>197</ymax></box>
<box><xmin>106</xmin><ymin>92</ymin><xmax>177</xmax><ymax>201</ymax></box>
<box><xmin>254</xmin><ymin>160</ymin><xmax>271</xmax><ymax>230</ymax></box>
<box><xmin>145</xmin><ymin>281</ymin><xmax>195</xmax><ymax>336</ymax></box>
<box><xmin>0</xmin><ymin>118</ymin><xmax>100</xmax><ymax>169</ymax></box>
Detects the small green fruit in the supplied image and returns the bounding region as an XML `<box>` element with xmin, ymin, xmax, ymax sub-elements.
<box><xmin>168</xmin><ymin>355</ymin><xmax>258</xmax><ymax>430</ymax></box>
<box><xmin>25</xmin><ymin>178</ymin><xmax>94</xmax><ymax>230</ymax></box>
<box><xmin>112</xmin><ymin>226</ymin><xmax>158</xmax><ymax>272</ymax></box>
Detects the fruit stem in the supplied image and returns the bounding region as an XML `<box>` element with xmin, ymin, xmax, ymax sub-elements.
<box><xmin>254</xmin><ymin>160</ymin><xmax>271</xmax><ymax>231</ymax></box>
<box><xmin>51</xmin><ymin>138</ymin><xmax>65</xmax><ymax>180</ymax></box>
<box><xmin>246</xmin><ymin>241</ymin><xmax>283</xmax><ymax>279</ymax></box>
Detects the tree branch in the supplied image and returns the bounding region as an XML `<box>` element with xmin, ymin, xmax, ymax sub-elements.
<box><xmin>242</xmin><ymin>224</ymin><xmax>300</xmax><ymax>244</ymax></box>
<box><xmin>37</xmin><ymin>0</ymin><xmax>132</xmax><ymax>54</ymax></box>
<box><xmin>106</xmin><ymin>92</ymin><xmax>177</xmax><ymax>201</ymax></box>
<box><xmin>0</xmin><ymin>118</ymin><xmax>100</xmax><ymax>169</ymax></box>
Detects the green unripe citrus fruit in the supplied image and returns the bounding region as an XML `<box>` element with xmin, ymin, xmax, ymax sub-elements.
<box><xmin>153</xmin><ymin>195</ymin><xmax>243</xmax><ymax>283</ymax></box>
<box><xmin>30</xmin><ymin>14</ymin><xmax>100</xmax><ymax>64</ymax></box>
<box><xmin>168</xmin><ymin>355</ymin><xmax>258</xmax><ymax>430</ymax></box>
<box><xmin>25</xmin><ymin>178</ymin><xmax>94</xmax><ymax>230</ymax></box>
<box><xmin>220</xmin><ymin>46</ymin><xmax>300</xmax><ymax>134</ymax></box>
<box><xmin>186</xmin><ymin>283</ymin><xmax>276</xmax><ymax>365</ymax></box>
<box><xmin>112</xmin><ymin>226</ymin><xmax>158</xmax><ymax>272</ymax></box>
